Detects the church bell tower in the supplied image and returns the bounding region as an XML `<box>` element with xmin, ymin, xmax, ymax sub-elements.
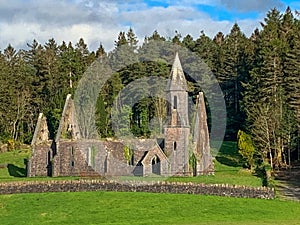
<box><xmin>164</xmin><ymin>52</ymin><xmax>190</xmax><ymax>175</ymax></box>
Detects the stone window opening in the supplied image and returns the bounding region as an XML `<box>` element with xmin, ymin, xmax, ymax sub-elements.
<box><xmin>70</xmin><ymin>146</ymin><xmax>74</xmax><ymax>156</ymax></box>
<box><xmin>67</xmin><ymin>124</ymin><xmax>73</xmax><ymax>131</ymax></box>
<box><xmin>46</xmin><ymin>150</ymin><xmax>51</xmax><ymax>165</ymax></box>
<box><xmin>173</xmin><ymin>141</ymin><xmax>177</xmax><ymax>151</ymax></box>
<box><xmin>129</xmin><ymin>153</ymin><xmax>134</xmax><ymax>166</ymax></box>
<box><xmin>46</xmin><ymin>150</ymin><xmax>52</xmax><ymax>176</ymax></box>
<box><xmin>104</xmin><ymin>155</ymin><xmax>108</xmax><ymax>173</ymax></box>
<box><xmin>87</xmin><ymin>147</ymin><xmax>92</xmax><ymax>166</ymax></box>
<box><xmin>70</xmin><ymin>146</ymin><xmax>75</xmax><ymax>168</ymax></box>
<box><xmin>173</xmin><ymin>96</ymin><xmax>177</xmax><ymax>109</ymax></box>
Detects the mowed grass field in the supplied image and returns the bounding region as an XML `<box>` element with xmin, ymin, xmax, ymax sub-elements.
<box><xmin>1</xmin><ymin>142</ymin><xmax>296</xmax><ymax>225</ymax></box>
<box><xmin>0</xmin><ymin>191</ymin><xmax>300</xmax><ymax>225</ymax></box>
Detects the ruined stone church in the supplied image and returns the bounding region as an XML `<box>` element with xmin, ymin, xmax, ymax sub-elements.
<box><xmin>27</xmin><ymin>53</ymin><xmax>214</xmax><ymax>177</ymax></box>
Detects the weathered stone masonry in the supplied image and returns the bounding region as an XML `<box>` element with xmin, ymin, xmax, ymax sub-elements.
<box><xmin>0</xmin><ymin>180</ymin><xmax>275</xmax><ymax>199</ymax></box>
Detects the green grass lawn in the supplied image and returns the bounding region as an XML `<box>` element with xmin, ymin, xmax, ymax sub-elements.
<box><xmin>176</xmin><ymin>141</ymin><xmax>262</xmax><ymax>187</ymax></box>
<box><xmin>167</xmin><ymin>161</ymin><xmax>262</xmax><ymax>187</ymax></box>
<box><xmin>0</xmin><ymin>191</ymin><xmax>299</xmax><ymax>225</ymax></box>
<box><xmin>0</xmin><ymin>142</ymin><xmax>297</xmax><ymax>225</ymax></box>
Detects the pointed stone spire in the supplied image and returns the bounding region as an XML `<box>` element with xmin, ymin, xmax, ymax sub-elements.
<box><xmin>31</xmin><ymin>113</ymin><xmax>50</xmax><ymax>145</ymax></box>
<box><xmin>55</xmin><ymin>94</ymin><xmax>81</xmax><ymax>142</ymax></box>
<box><xmin>193</xmin><ymin>92</ymin><xmax>209</xmax><ymax>145</ymax></box>
<box><xmin>193</xmin><ymin>92</ymin><xmax>214</xmax><ymax>175</ymax></box>
<box><xmin>166</xmin><ymin>52</ymin><xmax>187</xmax><ymax>91</ymax></box>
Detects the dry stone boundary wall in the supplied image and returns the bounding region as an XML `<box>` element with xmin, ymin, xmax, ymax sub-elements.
<box><xmin>0</xmin><ymin>180</ymin><xmax>275</xmax><ymax>199</ymax></box>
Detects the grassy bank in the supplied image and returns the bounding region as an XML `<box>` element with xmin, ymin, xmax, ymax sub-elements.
<box><xmin>0</xmin><ymin>191</ymin><xmax>299</xmax><ymax>225</ymax></box>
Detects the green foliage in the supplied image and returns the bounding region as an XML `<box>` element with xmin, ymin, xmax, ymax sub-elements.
<box><xmin>91</xmin><ymin>146</ymin><xmax>96</xmax><ymax>168</ymax></box>
<box><xmin>189</xmin><ymin>151</ymin><xmax>197</xmax><ymax>172</ymax></box>
<box><xmin>95</xmin><ymin>95</ymin><xmax>111</xmax><ymax>137</ymax></box>
<box><xmin>237</xmin><ymin>130</ymin><xmax>255</xmax><ymax>169</ymax></box>
<box><xmin>112</xmin><ymin>104</ymin><xmax>133</xmax><ymax>137</ymax></box>
<box><xmin>46</xmin><ymin>108</ymin><xmax>62</xmax><ymax>139</ymax></box>
<box><xmin>123</xmin><ymin>145</ymin><xmax>133</xmax><ymax>164</ymax></box>
<box><xmin>242</xmin><ymin>8</ymin><xmax>300</xmax><ymax>168</ymax></box>
<box><xmin>131</xmin><ymin>99</ymin><xmax>151</xmax><ymax>138</ymax></box>
<box><xmin>6</xmin><ymin>139</ymin><xmax>15</xmax><ymax>152</ymax></box>
<box><xmin>0</xmin><ymin>37</ymin><xmax>96</xmax><ymax>143</ymax></box>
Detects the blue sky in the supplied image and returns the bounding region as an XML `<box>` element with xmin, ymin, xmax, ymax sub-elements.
<box><xmin>141</xmin><ymin>0</ymin><xmax>299</xmax><ymax>23</ymax></box>
<box><xmin>0</xmin><ymin>0</ymin><xmax>298</xmax><ymax>51</ymax></box>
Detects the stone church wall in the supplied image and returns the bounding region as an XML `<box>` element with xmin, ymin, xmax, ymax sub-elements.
<box><xmin>53</xmin><ymin>140</ymin><xmax>105</xmax><ymax>177</ymax></box>
<box><xmin>28</xmin><ymin>142</ymin><xmax>52</xmax><ymax>177</ymax></box>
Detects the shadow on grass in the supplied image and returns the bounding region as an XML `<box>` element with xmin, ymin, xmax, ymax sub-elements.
<box><xmin>215</xmin><ymin>142</ymin><xmax>244</xmax><ymax>168</ymax></box>
<box><xmin>215</xmin><ymin>156</ymin><xmax>243</xmax><ymax>168</ymax></box>
<box><xmin>218</xmin><ymin>142</ymin><xmax>238</xmax><ymax>155</ymax></box>
<box><xmin>7</xmin><ymin>163</ymin><xmax>27</xmax><ymax>177</ymax></box>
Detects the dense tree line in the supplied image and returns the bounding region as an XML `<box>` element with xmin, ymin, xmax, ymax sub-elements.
<box><xmin>1</xmin><ymin>7</ymin><xmax>299</xmax><ymax>170</ymax></box>
<box><xmin>0</xmin><ymin>37</ymin><xmax>99</xmax><ymax>143</ymax></box>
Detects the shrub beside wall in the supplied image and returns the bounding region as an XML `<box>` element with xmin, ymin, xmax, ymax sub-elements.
<box><xmin>0</xmin><ymin>180</ymin><xmax>275</xmax><ymax>199</ymax></box>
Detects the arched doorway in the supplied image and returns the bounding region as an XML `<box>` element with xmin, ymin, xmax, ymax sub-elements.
<box><xmin>133</xmin><ymin>161</ymin><xmax>144</xmax><ymax>176</ymax></box>
<box><xmin>151</xmin><ymin>156</ymin><xmax>161</xmax><ymax>175</ymax></box>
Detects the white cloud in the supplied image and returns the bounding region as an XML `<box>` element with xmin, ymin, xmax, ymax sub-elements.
<box><xmin>0</xmin><ymin>0</ymin><xmax>123</xmax><ymax>51</ymax></box>
<box><xmin>0</xmin><ymin>22</ymin><xmax>123</xmax><ymax>52</ymax></box>
<box><xmin>0</xmin><ymin>0</ymin><xmax>272</xmax><ymax>52</ymax></box>
<box><xmin>236</xmin><ymin>18</ymin><xmax>262</xmax><ymax>35</ymax></box>
<box><xmin>0</xmin><ymin>22</ymin><xmax>40</xmax><ymax>48</ymax></box>
<box><xmin>123</xmin><ymin>6</ymin><xmax>201</xmax><ymax>36</ymax></box>
<box><xmin>121</xmin><ymin>5</ymin><xmax>258</xmax><ymax>41</ymax></box>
